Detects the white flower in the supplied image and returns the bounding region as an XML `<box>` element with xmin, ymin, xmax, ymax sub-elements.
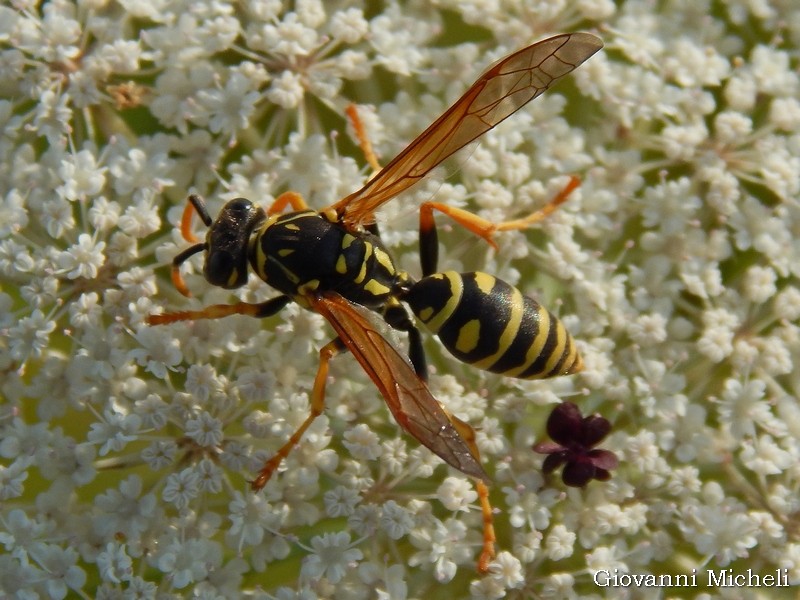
<box><xmin>663</xmin><ymin>38</ymin><xmax>730</xmax><ymax>87</ymax></box>
<box><xmin>627</xmin><ymin>312</ymin><xmax>668</xmax><ymax>345</ymax></box>
<box><xmin>0</xmin><ymin>552</ymin><xmax>41</xmax><ymax>598</ymax></box>
<box><xmin>236</xmin><ymin>368</ymin><xmax>275</xmax><ymax>403</ymax></box>
<box><xmin>343</xmin><ymin>423</ymin><xmax>382</xmax><ymax>461</ymax></box>
<box><xmin>93</xmin><ymin>475</ymin><xmax>158</xmax><ymax>539</ymax></box>
<box><xmin>740</xmin><ymin>435</ymin><xmax>794</xmax><ymax>476</ymax></box>
<box><xmin>227</xmin><ymin>491</ymin><xmax>286</xmax><ymax>548</ymax></box>
<box><xmin>769</xmin><ymin>96</ymin><xmax>800</xmax><ymax>131</ymax></box>
<box><xmin>0</xmin><ymin>461</ymin><xmax>29</xmax><ymax>501</ymax></box>
<box><xmin>265</xmin><ymin>69</ymin><xmax>305</xmax><ymax>109</ymax></box>
<box><xmin>37</xmin><ymin>544</ymin><xmax>86</xmax><ymax>600</ymax></box>
<box><xmin>257</xmin><ymin>12</ymin><xmax>319</xmax><ymax>56</ymax></box>
<box><xmin>540</xmin><ymin>572</ymin><xmax>576</xmax><ymax>599</ymax></box>
<box><xmin>436</xmin><ymin>476</ymin><xmax>477</xmax><ymax>512</ymax></box>
<box><xmin>409</xmin><ymin>518</ymin><xmax>472</xmax><ymax>583</ymax></box>
<box><xmin>195</xmin><ymin>458</ymin><xmax>224</xmax><ymax>493</ymax></box>
<box><xmin>380</xmin><ymin>437</ymin><xmax>409</xmax><ymax>476</ymax></box>
<box><xmin>7</xmin><ymin>309</ymin><xmax>56</xmax><ymax>361</ymax></box>
<box><xmin>359</xmin><ymin>562</ymin><xmax>407</xmax><ymax>600</ymax></box>
<box><xmin>544</xmin><ymin>524</ymin><xmax>576</xmax><ymax>560</ymax></box>
<box><xmin>57</xmin><ymin>149</ymin><xmax>107</xmax><ymax>201</ymax></box>
<box><xmin>185</xmin><ymin>411</ymin><xmax>224</xmax><ymax>448</ymax></box>
<box><xmin>56</xmin><ymin>234</ymin><xmax>106</xmax><ymax>279</ymax></box>
<box><xmin>300</xmin><ymin>531</ymin><xmax>363</xmax><ymax>584</ymax></box>
<box><xmin>154</xmin><ymin>536</ymin><xmax>220</xmax><ymax>588</ymax></box>
<box><xmin>109</xmin><ymin>148</ymin><xmax>175</xmax><ymax>197</ymax></box>
<box><xmin>141</xmin><ymin>439</ymin><xmax>177</xmax><ymax>470</ymax></box>
<box><xmin>697</xmin><ymin>307</ymin><xmax>739</xmax><ymax>362</ymax></box>
<box><xmin>380</xmin><ymin>500</ymin><xmax>415</xmax><ymax>540</ymax></box>
<box><xmin>96</xmin><ymin>542</ymin><xmax>133</xmax><ymax>583</ymax></box>
<box><xmin>750</xmin><ymin>45</ymin><xmax>799</xmax><ymax>96</ymax></box>
<box><xmin>196</xmin><ymin>72</ymin><xmax>261</xmax><ymax>135</ymax></box>
<box><xmin>88</xmin><ymin>408</ymin><xmax>142</xmax><ymax>456</ymax></box>
<box><xmin>329</xmin><ymin>7</ymin><xmax>368</xmax><ymax>43</ymax></box>
<box><xmin>162</xmin><ymin>467</ymin><xmax>200</xmax><ymax>510</ymax></box>
<box><xmin>130</xmin><ymin>327</ymin><xmax>183</xmax><ymax>379</ymax></box>
<box><xmin>488</xmin><ymin>550</ymin><xmax>525</xmax><ymax>590</ymax></box>
<box><xmin>0</xmin><ymin>508</ymin><xmax>45</xmax><ymax>557</ymax></box>
<box><xmin>0</xmin><ymin>189</ymin><xmax>28</xmax><ymax>239</ymax></box>
<box><xmin>118</xmin><ymin>194</ymin><xmax>162</xmax><ymax>238</ymax></box>
<box><xmin>585</xmin><ymin>545</ymin><xmax>628</xmax><ymax>577</ymax></box>
<box><xmin>713</xmin><ymin>110</ymin><xmax>753</xmax><ymax>143</ymax></box>
<box><xmin>33</xmin><ymin>90</ymin><xmax>72</xmax><ymax>145</ymax></box>
<box><xmin>682</xmin><ymin>504</ymin><xmax>759</xmax><ymax>565</ymax></box>
<box><xmin>323</xmin><ymin>485</ymin><xmax>361</xmax><ymax>518</ymax></box>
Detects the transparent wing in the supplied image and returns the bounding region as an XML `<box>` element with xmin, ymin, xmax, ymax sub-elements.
<box><xmin>309</xmin><ymin>293</ymin><xmax>489</xmax><ymax>482</ymax></box>
<box><xmin>329</xmin><ymin>32</ymin><xmax>603</xmax><ymax>227</ymax></box>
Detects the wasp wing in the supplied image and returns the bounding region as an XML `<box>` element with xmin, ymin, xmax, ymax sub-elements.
<box><xmin>330</xmin><ymin>32</ymin><xmax>603</xmax><ymax>227</ymax></box>
<box><xmin>309</xmin><ymin>292</ymin><xmax>489</xmax><ymax>482</ymax></box>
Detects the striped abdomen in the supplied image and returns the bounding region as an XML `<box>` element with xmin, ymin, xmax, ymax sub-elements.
<box><xmin>403</xmin><ymin>271</ymin><xmax>582</xmax><ymax>379</ymax></box>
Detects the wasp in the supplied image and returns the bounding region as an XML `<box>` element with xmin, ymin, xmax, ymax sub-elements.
<box><xmin>148</xmin><ymin>32</ymin><xmax>602</xmax><ymax>572</ymax></box>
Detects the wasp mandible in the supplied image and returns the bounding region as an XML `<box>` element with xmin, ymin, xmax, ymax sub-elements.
<box><xmin>148</xmin><ymin>32</ymin><xmax>603</xmax><ymax>572</ymax></box>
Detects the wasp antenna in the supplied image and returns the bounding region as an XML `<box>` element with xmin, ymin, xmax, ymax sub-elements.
<box><xmin>180</xmin><ymin>194</ymin><xmax>213</xmax><ymax>243</ymax></box>
<box><xmin>170</xmin><ymin>242</ymin><xmax>206</xmax><ymax>297</ymax></box>
<box><xmin>189</xmin><ymin>194</ymin><xmax>213</xmax><ymax>226</ymax></box>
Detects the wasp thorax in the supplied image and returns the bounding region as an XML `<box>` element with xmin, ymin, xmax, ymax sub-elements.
<box><xmin>204</xmin><ymin>198</ymin><xmax>266</xmax><ymax>289</ymax></box>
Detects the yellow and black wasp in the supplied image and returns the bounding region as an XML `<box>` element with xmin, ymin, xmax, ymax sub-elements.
<box><xmin>148</xmin><ymin>32</ymin><xmax>602</xmax><ymax>572</ymax></box>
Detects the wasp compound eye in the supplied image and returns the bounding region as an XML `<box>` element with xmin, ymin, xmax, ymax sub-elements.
<box><xmin>204</xmin><ymin>248</ymin><xmax>246</xmax><ymax>288</ymax></box>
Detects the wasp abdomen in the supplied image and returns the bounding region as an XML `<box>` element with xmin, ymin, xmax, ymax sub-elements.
<box><xmin>404</xmin><ymin>271</ymin><xmax>582</xmax><ymax>379</ymax></box>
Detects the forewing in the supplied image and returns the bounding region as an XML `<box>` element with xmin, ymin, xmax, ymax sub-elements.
<box><xmin>331</xmin><ymin>32</ymin><xmax>603</xmax><ymax>227</ymax></box>
<box><xmin>309</xmin><ymin>293</ymin><xmax>489</xmax><ymax>482</ymax></box>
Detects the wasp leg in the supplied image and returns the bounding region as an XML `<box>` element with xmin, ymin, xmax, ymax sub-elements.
<box><xmin>445</xmin><ymin>410</ymin><xmax>496</xmax><ymax>573</ymax></box>
<box><xmin>267</xmin><ymin>191</ymin><xmax>309</xmax><ymax>215</ymax></box>
<box><xmin>146</xmin><ymin>295</ymin><xmax>291</xmax><ymax>326</ymax></box>
<box><xmin>251</xmin><ymin>337</ymin><xmax>346</xmax><ymax>491</ymax></box>
<box><xmin>347</xmin><ymin>104</ymin><xmax>382</xmax><ymax>239</ymax></box>
<box><xmin>168</xmin><ymin>242</ymin><xmax>206</xmax><ymax>298</ymax></box>
<box><xmin>418</xmin><ymin>176</ymin><xmax>580</xmax><ymax>276</ymax></box>
<box><xmin>383</xmin><ymin>302</ymin><xmax>427</xmax><ymax>380</ymax></box>
<box><xmin>475</xmin><ymin>480</ymin><xmax>496</xmax><ymax>573</ymax></box>
<box><xmin>171</xmin><ymin>194</ymin><xmax>214</xmax><ymax>295</ymax></box>
<box><xmin>179</xmin><ymin>195</ymin><xmax>205</xmax><ymax>243</ymax></box>
<box><xmin>346</xmin><ymin>104</ymin><xmax>382</xmax><ymax>176</ymax></box>
<box><xmin>343</xmin><ymin>104</ymin><xmax>384</xmax><ymax>235</ymax></box>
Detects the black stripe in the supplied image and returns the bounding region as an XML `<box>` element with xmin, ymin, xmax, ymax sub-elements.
<box><xmin>438</xmin><ymin>274</ymin><xmax>509</xmax><ymax>364</ymax></box>
<box><xmin>518</xmin><ymin>312</ymin><xmax>559</xmax><ymax>378</ymax></box>
<box><xmin>487</xmin><ymin>295</ymin><xmax>543</xmax><ymax>375</ymax></box>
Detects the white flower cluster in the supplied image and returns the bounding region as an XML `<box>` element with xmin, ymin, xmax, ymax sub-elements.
<box><xmin>1</xmin><ymin>0</ymin><xmax>799</xmax><ymax>598</ymax></box>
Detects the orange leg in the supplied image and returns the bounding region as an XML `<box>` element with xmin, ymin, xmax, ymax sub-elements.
<box><xmin>419</xmin><ymin>176</ymin><xmax>580</xmax><ymax>276</ymax></box>
<box><xmin>475</xmin><ymin>480</ymin><xmax>497</xmax><ymax>573</ymax></box>
<box><xmin>494</xmin><ymin>175</ymin><xmax>580</xmax><ymax>232</ymax></box>
<box><xmin>268</xmin><ymin>191</ymin><xmax>309</xmax><ymax>215</ymax></box>
<box><xmin>172</xmin><ymin>194</ymin><xmax>216</xmax><ymax>296</ymax></box>
<box><xmin>180</xmin><ymin>199</ymin><xmax>200</xmax><ymax>243</ymax></box>
<box><xmin>346</xmin><ymin>104</ymin><xmax>382</xmax><ymax>175</ymax></box>
<box><xmin>147</xmin><ymin>297</ymin><xmax>342</xmax><ymax>493</ymax></box>
<box><xmin>446</xmin><ymin>410</ymin><xmax>496</xmax><ymax>573</ymax></box>
<box><xmin>251</xmin><ymin>338</ymin><xmax>345</xmax><ymax>491</ymax></box>
<box><xmin>146</xmin><ymin>296</ymin><xmax>290</xmax><ymax>326</ymax></box>
<box><xmin>179</xmin><ymin>194</ymin><xmax>214</xmax><ymax>243</ymax></box>
<box><xmin>170</xmin><ymin>263</ymin><xmax>193</xmax><ymax>298</ymax></box>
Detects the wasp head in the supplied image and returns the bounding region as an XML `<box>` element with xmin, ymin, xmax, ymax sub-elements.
<box><xmin>203</xmin><ymin>198</ymin><xmax>266</xmax><ymax>289</ymax></box>
<box><xmin>170</xmin><ymin>196</ymin><xmax>266</xmax><ymax>297</ymax></box>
